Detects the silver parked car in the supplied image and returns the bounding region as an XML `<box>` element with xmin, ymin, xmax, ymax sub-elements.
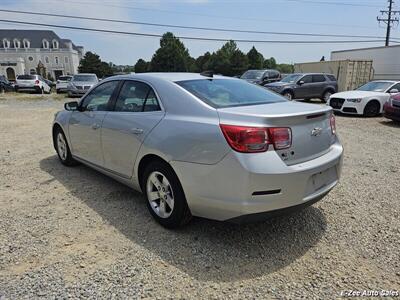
<box><xmin>53</xmin><ymin>73</ymin><xmax>343</xmax><ymax>228</ymax></box>
<box><xmin>67</xmin><ymin>73</ymin><xmax>98</xmax><ymax>97</ymax></box>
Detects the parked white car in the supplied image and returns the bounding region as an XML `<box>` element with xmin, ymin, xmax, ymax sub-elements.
<box><xmin>327</xmin><ymin>80</ymin><xmax>400</xmax><ymax>116</ymax></box>
<box><xmin>56</xmin><ymin>75</ymin><xmax>73</xmax><ymax>93</ymax></box>
<box><xmin>15</xmin><ymin>74</ymin><xmax>51</xmax><ymax>94</ymax></box>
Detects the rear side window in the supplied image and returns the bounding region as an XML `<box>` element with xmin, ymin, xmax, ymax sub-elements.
<box><xmin>327</xmin><ymin>75</ymin><xmax>337</xmax><ymax>81</ymax></box>
<box><xmin>301</xmin><ymin>75</ymin><xmax>313</xmax><ymax>83</ymax></box>
<box><xmin>312</xmin><ymin>75</ymin><xmax>326</xmax><ymax>83</ymax></box>
<box><xmin>17</xmin><ymin>75</ymin><xmax>36</xmax><ymax>80</ymax></box>
<box><xmin>176</xmin><ymin>79</ymin><xmax>286</xmax><ymax>108</ymax></box>
<box><xmin>114</xmin><ymin>81</ymin><xmax>161</xmax><ymax>112</ymax></box>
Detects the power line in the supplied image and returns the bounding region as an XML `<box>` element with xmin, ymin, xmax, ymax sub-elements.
<box><xmin>0</xmin><ymin>19</ymin><xmax>386</xmax><ymax>44</ymax></box>
<box><xmin>377</xmin><ymin>0</ymin><xmax>400</xmax><ymax>46</ymax></box>
<box><xmin>0</xmin><ymin>8</ymin><xmax>397</xmax><ymax>40</ymax></box>
<box><xmin>13</xmin><ymin>0</ymin><xmax>376</xmax><ymax>29</ymax></box>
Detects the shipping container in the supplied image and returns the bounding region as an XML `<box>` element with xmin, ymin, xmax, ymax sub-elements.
<box><xmin>294</xmin><ymin>60</ymin><xmax>374</xmax><ymax>92</ymax></box>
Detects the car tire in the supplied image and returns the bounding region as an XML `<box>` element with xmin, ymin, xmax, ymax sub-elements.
<box><xmin>322</xmin><ymin>90</ymin><xmax>333</xmax><ymax>103</ymax></box>
<box><xmin>54</xmin><ymin>127</ymin><xmax>79</xmax><ymax>167</ymax></box>
<box><xmin>56</xmin><ymin>89</ymin><xmax>60</xmax><ymax>94</ymax></box>
<box><xmin>363</xmin><ymin>100</ymin><xmax>380</xmax><ymax>117</ymax></box>
<box><xmin>142</xmin><ymin>160</ymin><xmax>192</xmax><ymax>228</ymax></box>
<box><xmin>282</xmin><ymin>91</ymin><xmax>294</xmax><ymax>100</ymax></box>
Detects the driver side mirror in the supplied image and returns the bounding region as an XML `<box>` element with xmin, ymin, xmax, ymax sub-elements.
<box><xmin>298</xmin><ymin>80</ymin><xmax>305</xmax><ymax>85</ymax></box>
<box><xmin>64</xmin><ymin>101</ymin><xmax>79</xmax><ymax>111</ymax></box>
<box><xmin>389</xmin><ymin>88</ymin><xmax>399</xmax><ymax>94</ymax></box>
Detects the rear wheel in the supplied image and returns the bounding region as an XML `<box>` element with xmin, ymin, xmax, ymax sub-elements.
<box><xmin>363</xmin><ymin>100</ymin><xmax>380</xmax><ymax>117</ymax></box>
<box><xmin>283</xmin><ymin>91</ymin><xmax>293</xmax><ymax>101</ymax></box>
<box><xmin>142</xmin><ymin>161</ymin><xmax>192</xmax><ymax>228</ymax></box>
<box><xmin>322</xmin><ymin>90</ymin><xmax>333</xmax><ymax>103</ymax></box>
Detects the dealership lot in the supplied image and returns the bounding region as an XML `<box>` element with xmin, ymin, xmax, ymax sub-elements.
<box><xmin>0</xmin><ymin>95</ymin><xmax>399</xmax><ymax>298</ymax></box>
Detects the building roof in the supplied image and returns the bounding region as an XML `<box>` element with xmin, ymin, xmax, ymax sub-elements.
<box><xmin>0</xmin><ymin>29</ymin><xmax>81</xmax><ymax>50</ymax></box>
<box><xmin>332</xmin><ymin>44</ymin><xmax>400</xmax><ymax>54</ymax></box>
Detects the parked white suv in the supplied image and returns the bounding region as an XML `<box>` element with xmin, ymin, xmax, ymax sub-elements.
<box><xmin>56</xmin><ymin>75</ymin><xmax>72</xmax><ymax>93</ymax></box>
<box><xmin>15</xmin><ymin>74</ymin><xmax>51</xmax><ymax>94</ymax></box>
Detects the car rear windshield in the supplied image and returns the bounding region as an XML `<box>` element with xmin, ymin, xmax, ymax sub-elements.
<box><xmin>176</xmin><ymin>79</ymin><xmax>286</xmax><ymax>108</ymax></box>
<box><xmin>73</xmin><ymin>75</ymin><xmax>97</xmax><ymax>82</ymax></box>
<box><xmin>59</xmin><ymin>76</ymin><xmax>72</xmax><ymax>81</ymax></box>
<box><xmin>17</xmin><ymin>75</ymin><xmax>36</xmax><ymax>80</ymax></box>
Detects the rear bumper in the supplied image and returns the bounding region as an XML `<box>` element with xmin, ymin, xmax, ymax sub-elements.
<box><xmin>16</xmin><ymin>85</ymin><xmax>41</xmax><ymax>92</ymax></box>
<box><xmin>171</xmin><ymin>140</ymin><xmax>343</xmax><ymax>221</ymax></box>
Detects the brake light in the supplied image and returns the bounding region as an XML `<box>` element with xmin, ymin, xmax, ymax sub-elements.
<box><xmin>220</xmin><ymin>124</ymin><xmax>291</xmax><ymax>153</ymax></box>
<box><xmin>329</xmin><ymin>114</ymin><xmax>336</xmax><ymax>135</ymax></box>
<box><xmin>35</xmin><ymin>80</ymin><xmax>40</xmax><ymax>85</ymax></box>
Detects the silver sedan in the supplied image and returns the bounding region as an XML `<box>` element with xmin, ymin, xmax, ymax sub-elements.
<box><xmin>52</xmin><ymin>73</ymin><xmax>343</xmax><ymax>228</ymax></box>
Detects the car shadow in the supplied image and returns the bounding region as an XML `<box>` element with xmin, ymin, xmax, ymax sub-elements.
<box><xmin>379</xmin><ymin>119</ymin><xmax>400</xmax><ymax>128</ymax></box>
<box><xmin>39</xmin><ymin>155</ymin><xmax>327</xmax><ymax>282</ymax></box>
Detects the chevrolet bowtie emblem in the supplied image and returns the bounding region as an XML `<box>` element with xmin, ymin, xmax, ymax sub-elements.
<box><xmin>311</xmin><ymin>127</ymin><xmax>323</xmax><ymax>136</ymax></box>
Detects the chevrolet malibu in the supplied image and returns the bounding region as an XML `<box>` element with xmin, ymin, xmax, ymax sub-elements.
<box><xmin>52</xmin><ymin>73</ymin><xmax>343</xmax><ymax>228</ymax></box>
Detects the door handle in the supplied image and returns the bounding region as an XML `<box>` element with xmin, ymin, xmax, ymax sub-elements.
<box><xmin>130</xmin><ymin>128</ymin><xmax>144</xmax><ymax>135</ymax></box>
<box><xmin>91</xmin><ymin>123</ymin><xmax>100</xmax><ymax>130</ymax></box>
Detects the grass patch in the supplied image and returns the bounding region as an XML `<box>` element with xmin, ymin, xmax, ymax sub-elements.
<box><xmin>0</xmin><ymin>92</ymin><xmax>72</xmax><ymax>101</ymax></box>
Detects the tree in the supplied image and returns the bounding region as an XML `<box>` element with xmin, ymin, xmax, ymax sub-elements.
<box><xmin>78</xmin><ymin>51</ymin><xmax>113</xmax><ymax>77</ymax></box>
<box><xmin>149</xmin><ymin>32</ymin><xmax>191</xmax><ymax>72</ymax></box>
<box><xmin>247</xmin><ymin>46</ymin><xmax>264</xmax><ymax>70</ymax></box>
<box><xmin>194</xmin><ymin>52</ymin><xmax>211</xmax><ymax>72</ymax></box>
<box><xmin>264</xmin><ymin>57</ymin><xmax>277</xmax><ymax>69</ymax></box>
<box><xmin>276</xmin><ymin>63</ymin><xmax>294</xmax><ymax>73</ymax></box>
<box><xmin>231</xmin><ymin>50</ymin><xmax>249</xmax><ymax>76</ymax></box>
<box><xmin>134</xmin><ymin>59</ymin><xmax>149</xmax><ymax>73</ymax></box>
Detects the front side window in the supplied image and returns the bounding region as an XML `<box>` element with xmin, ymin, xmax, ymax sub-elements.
<box><xmin>115</xmin><ymin>81</ymin><xmax>160</xmax><ymax>112</ymax></box>
<box><xmin>80</xmin><ymin>81</ymin><xmax>118</xmax><ymax>111</ymax></box>
<box><xmin>301</xmin><ymin>75</ymin><xmax>313</xmax><ymax>84</ymax></box>
<box><xmin>176</xmin><ymin>79</ymin><xmax>285</xmax><ymax>108</ymax></box>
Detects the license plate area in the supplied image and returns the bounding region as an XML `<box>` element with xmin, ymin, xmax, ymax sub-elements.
<box><xmin>305</xmin><ymin>166</ymin><xmax>338</xmax><ymax>197</ymax></box>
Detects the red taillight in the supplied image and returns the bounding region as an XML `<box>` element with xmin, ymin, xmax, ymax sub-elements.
<box><xmin>35</xmin><ymin>80</ymin><xmax>40</xmax><ymax>85</ymax></box>
<box><xmin>220</xmin><ymin>124</ymin><xmax>291</xmax><ymax>153</ymax></box>
<box><xmin>329</xmin><ymin>114</ymin><xmax>336</xmax><ymax>135</ymax></box>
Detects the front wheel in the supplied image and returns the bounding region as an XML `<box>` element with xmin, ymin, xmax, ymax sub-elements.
<box><xmin>54</xmin><ymin>128</ymin><xmax>79</xmax><ymax>166</ymax></box>
<box><xmin>142</xmin><ymin>161</ymin><xmax>192</xmax><ymax>228</ymax></box>
<box><xmin>363</xmin><ymin>101</ymin><xmax>380</xmax><ymax>117</ymax></box>
<box><xmin>283</xmin><ymin>91</ymin><xmax>293</xmax><ymax>100</ymax></box>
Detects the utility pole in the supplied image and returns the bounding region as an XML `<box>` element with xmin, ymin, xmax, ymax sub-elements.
<box><xmin>377</xmin><ymin>0</ymin><xmax>400</xmax><ymax>46</ymax></box>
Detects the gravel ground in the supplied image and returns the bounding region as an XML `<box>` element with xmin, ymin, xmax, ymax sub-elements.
<box><xmin>0</xmin><ymin>95</ymin><xmax>399</xmax><ymax>299</ymax></box>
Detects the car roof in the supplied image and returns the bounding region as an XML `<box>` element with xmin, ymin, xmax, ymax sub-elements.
<box><xmin>105</xmin><ymin>72</ymin><xmax>229</xmax><ymax>82</ymax></box>
<box><xmin>370</xmin><ymin>80</ymin><xmax>399</xmax><ymax>83</ymax></box>
<box><xmin>291</xmin><ymin>73</ymin><xmax>335</xmax><ymax>76</ymax></box>
<box><xmin>74</xmin><ymin>73</ymin><xmax>97</xmax><ymax>76</ymax></box>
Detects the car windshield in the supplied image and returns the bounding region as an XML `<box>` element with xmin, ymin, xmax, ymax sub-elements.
<box><xmin>17</xmin><ymin>75</ymin><xmax>36</xmax><ymax>80</ymax></box>
<box><xmin>357</xmin><ymin>81</ymin><xmax>394</xmax><ymax>92</ymax></box>
<box><xmin>73</xmin><ymin>75</ymin><xmax>97</xmax><ymax>82</ymax></box>
<box><xmin>176</xmin><ymin>79</ymin><xmax>286</xmax><ymax>108</ymax></box>
<box><xmin>280</xmin><ymin>74</ymin><xmax>302</xmax><ymax>83</ymax></box>
<box><xmin>240</xmin><ymin>70</ymin><xmax>264</xmax><ymax>80</ymax></box>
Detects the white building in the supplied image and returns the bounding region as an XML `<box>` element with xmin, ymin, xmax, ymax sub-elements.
<box><xmin>331</xmin><ymin>45</ymin><xmax>400</xmax><ymax>81</ymax></box>
<box><xmin>0</xmin><ymin>29</ymin><xmax>84</xmax><ymax>81</ymax></box>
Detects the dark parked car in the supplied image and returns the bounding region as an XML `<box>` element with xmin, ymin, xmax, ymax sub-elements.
<box><xmin>384</xmin><ymin>93</ymin><xmax>400</xmax><ymax>122</ymax></box>
<box><xmin>264</xmin><ymin>73</ymin><xmax>338</xmax><ymax>102</ymax></box>
<box><xmin>240</xmin><ymin>69</ymin><xmax>281</xmax><ymax>85</ymax></box>
<box><xmin>0</xmin><ymin>75</ymin><xmax>15</xmax><ymax>93</ymax></box>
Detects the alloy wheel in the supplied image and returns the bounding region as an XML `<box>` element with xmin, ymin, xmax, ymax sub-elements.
<box><xmin>284</xmin><ymin>92</ymin><xmax>293</xmax><ymax>100</ymax></box>
<box><xmin>57</xmin><ymin>133</ymin><xmax>67</xmax><ymax>161</ymax></box>
<box><xmin>323</xmin><ymin>92</ymin><xmax>332</xmax><ymax>102</ymax></box>
<box><xmin>146</xmin><ymin>171</ymin><xmax>174</xmax><ymax>218</ymax></box>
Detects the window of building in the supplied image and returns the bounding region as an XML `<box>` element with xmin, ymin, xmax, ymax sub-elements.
<box><xmin>64</xmin><ymin>57</ymin><xmax>69</xmax><ymax>64</ymax></box>
<box><xmin>42</xmin><ymin>39</ymin><xmax>49</xmax><ymax>49</ymax></box>
<box><xmin>45</xmin><ymin>56</ymin><xmax>49</xmax><ymax>64</ymax></box>
<box><xmin>30</xmin><ymin>69</ymin><xmax>36</xmax><ymax>75</ymax></box>
<box><xmin>55</xmin><ymin>57</ymin><xmax>59</xmax><ymax>64</ymax></box>
<box><xmin>13</xmin><ymin>39</ymin><xmax>21</xmax><ymax>48</ymax></box>
<box><xmin>28</xmin><ymin>56</ymin><xmax>34</xmax><ymax>62</ymax></box>
<box><xmin>23</xmin><ymin>39</ymin><xmax>30</xmax><ymax>48</ymax></box>
<box><xmin>3</xmin><ymin>39</ymin><xmax>10</xmax><ymax>49</ymax></box>
<box><xmin>52</xmin><ymin>40</ymin><xmax>59</xmax><ymax>49</ymax></box>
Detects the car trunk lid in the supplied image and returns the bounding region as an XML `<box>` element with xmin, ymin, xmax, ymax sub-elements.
<box><xmin>217</xmin><ymin>102</ymin><xmax>334</xmax><ymax>165</ymax></box>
